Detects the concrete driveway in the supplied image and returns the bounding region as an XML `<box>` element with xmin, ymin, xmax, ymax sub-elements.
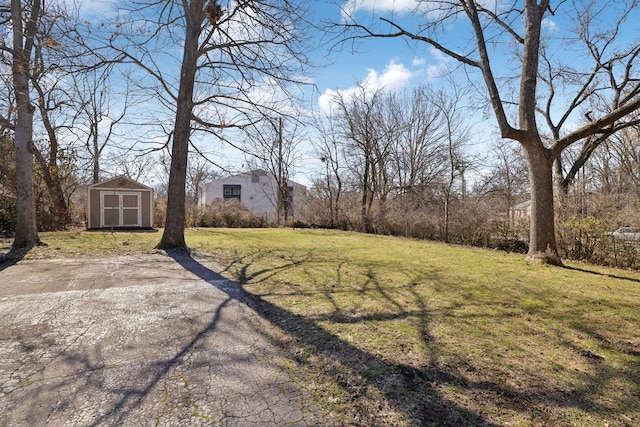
<box><xmin>0</xmin><ymin>251</ymin><xmax>320</xmax><ymax>426</ymax></box>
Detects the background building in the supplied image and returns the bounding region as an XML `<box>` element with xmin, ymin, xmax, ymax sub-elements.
<box><xmin>199</xmin><ymin>169</ymin><xmax>306</xmax><ymax>222</ymax></box>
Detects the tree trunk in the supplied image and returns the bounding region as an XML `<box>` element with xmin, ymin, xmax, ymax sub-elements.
<box><xmin>443</xmin><ymin>189</ymin><xmax>450</xmax><ymax>243</ymax></box>
<box><xmin>12</xmin><ymin>89</ymin><xmax>39</xmax><ymax>248</ymax></box>
<box><xmin>11</xmin><ymin>0</ymin><xmax>41</xmax><ymax>250</ymax></box>
<box><xmin>156</xmin><ymin>1</ymin><xmax>203</xmax><ymax>250</ymax></box>
<box><xmin>276</xmin><ymin>117</ymin><xmax>286</xmax><ymax>226</ymax></box>
<box><xmin>361</xmin><ymin>153</ymin><xmax>372</xmax><ymax>233</ymax></box>
<box><xmin>92</xmin><ymin>153</ymin><xmax>100</xmax><ymax>184</ymax></box>
<box><xmin>32</xmin><ymin>150</ymin><xmax>70</xmax><ymax>229</ymax></box>
<box><xmin>524</xmin><ymin>144</ymin><xmax>562</xmax><ymax>265</ymax></box>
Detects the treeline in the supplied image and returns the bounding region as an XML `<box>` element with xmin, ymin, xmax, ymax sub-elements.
<box><xmin>4</xmin><ymin>80</ymin><xmax>640</xmax><ymax>268</ymax></box>
<box><xmin>295</xmin><ymin>86</ymin><xmax>640</xmax><ymax>269</ymax></box>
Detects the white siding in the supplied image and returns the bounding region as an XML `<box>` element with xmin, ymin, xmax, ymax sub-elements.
<box><xmin>200</xmin><ymin>170</ymin><xmax>305</xmax><ymax>221</ymax></box>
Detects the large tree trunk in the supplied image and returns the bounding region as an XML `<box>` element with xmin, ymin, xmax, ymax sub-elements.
<box><xmin>11</xmin><ymin>0</ymin><xmax>40</xmax><ymax>250</ymax></box>
<box><xmin>12</xmin><ymin>88</ymin><xmax>39</xmax><ymax>248</ymax></box>
<box><xmin>156</xmin><ymin>1</ymin><xmax>203</xmax><ymax>250</ymax></box>
<box><xmin>524</xmin><ymin>144</ymin><xmax>562</xmax><ymax>265</ymax></box>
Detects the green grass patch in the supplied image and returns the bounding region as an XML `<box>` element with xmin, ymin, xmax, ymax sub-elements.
<box><xmin>3</xmin><ymin>227</ymin><xmax>640</xmax><ymax>425</ymax></box>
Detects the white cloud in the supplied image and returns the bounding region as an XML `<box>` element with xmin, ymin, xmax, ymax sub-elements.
<box><xmin>425</xmin><ymin>46</ymin><xmax>452</xmax><ymax>80</ymax></box>
<box><xmin>340</xmin><ymin>0</ymin><xmax>421</xmax><ymax>19</ymax></box>
<box><xmin>542</xmin><ymin>18</ymin><xmax>559</xmax><ymax>33</ymax></box>
<box><xmin>370</xmin><ymin>60</ymin><xmax>414</xmax><ymax>88</ymax></box>
<box><xmin>412</xmin><ymin>57</ymin><xmax>426</xmax><ymax>67</ymax></box>
<box><xmin>318</xmin><ymin>60</ymin><xmax>414</xmax><ymax>114</ymax></box>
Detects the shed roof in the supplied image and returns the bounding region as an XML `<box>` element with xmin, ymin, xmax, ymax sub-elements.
<box><xmin>89</xmin><ymin>175</ymin><xmax>152</xmax><ymax>191</ymax></box>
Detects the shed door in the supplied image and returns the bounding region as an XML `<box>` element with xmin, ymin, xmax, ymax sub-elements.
<box><xmin>101</xmin><ymin>192</ymin><xmax>141</xmax><ymax>227</ymax></box>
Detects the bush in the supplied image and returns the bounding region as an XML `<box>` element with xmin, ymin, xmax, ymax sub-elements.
<box><xmin>196</xmin><ymin>199</ymin><xmax>274</xmax><ymax>228</ymax></box>
<box><xmin>607</xmin><ymin>239</ymin><xmax>640</xmax><ymax>269</ymax></box>
<box><xmin>559</xmin><ymin>216</ymin><xmax>607</xmax><ymax>262</ymax></box>
<box><xmin>0</xmin><ymin>195</ymin><xmax>16</xmax><ymax>237</ymax></box>
<box><xmin>496</xmin><ymin>238</ymin><xmax>529</xmax><ymax>254</ymax></box>
<box><xmin>154</xmin><ymin>198</ymin><xmax>167</xmax><ymax>228</ymax></box>
<box><xmin>289</xmin><ymin>220</ymin><xmax>311</xmax><ymax>228</ymax></box>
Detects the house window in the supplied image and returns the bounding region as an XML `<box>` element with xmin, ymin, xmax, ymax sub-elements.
<box><xmin>223</xmin><ymin>184</ymin><xmax>241</xmax><ymax>200</ymax></box>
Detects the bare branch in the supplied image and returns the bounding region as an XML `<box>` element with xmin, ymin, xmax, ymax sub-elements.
<box><xmin>552</xmin><ymin>96</ymin><xmax>640</xmax><ymax>156</ymax></box>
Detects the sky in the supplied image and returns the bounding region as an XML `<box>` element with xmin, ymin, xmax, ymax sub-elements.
<box><xmin>296</xmin><ymin>0</ymin><xmax>640</xmax><ymax>184</ymax></box>
<box><xmin>311</xmin><ymin>2</ymin><xmax>449</xmax><ymax>114</ymax></box>
<box><xmin>64</xmin><ymin>0</ymin><xmax>462</xmax><ymax>186</ymax></box>
<box><xmin>297</xmin><ymin>1</ymin><xmax>490</xmax><ymax>183</ymax></box>
<box><xmin>61</xmin><ymin>0</ymin><xmax>640</xmax><ymax>187</ymax></box>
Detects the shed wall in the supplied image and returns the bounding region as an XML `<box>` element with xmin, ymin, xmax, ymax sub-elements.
<box><xmin>87</xmin><ymin>177</ymin><xmax>153</xmax><ymax>229</ymax></box>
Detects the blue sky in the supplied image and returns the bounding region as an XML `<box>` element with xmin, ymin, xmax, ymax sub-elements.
<box><xmin>66</xmin><ymin>0</ymin><xmax>458</xmax><ymax>183</ymax></box>
<box><xmin>64</xmin><ymin>0</ymin><xmax>640</xmax><ymax>186</ymax></box>
<box><xmin>310</xmin><ymin>1</ymin><xmax>450</xmax><ymax>114</ymax></box>
<box><xmin>61</xmin><ymin>0</ymin><xmax>515</xmax><ymax>187</ymax></box>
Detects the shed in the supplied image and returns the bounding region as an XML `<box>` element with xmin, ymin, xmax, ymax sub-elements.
<box><xmin>87</xmin><ymin>176</ymin><xmax>154</xmax><ymax>229</ymax></box>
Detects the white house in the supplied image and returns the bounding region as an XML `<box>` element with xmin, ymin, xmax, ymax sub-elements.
<box><xmin>199</xmin><ymin>169</ymin><xmax>306</xmax><ymax>221</ymax></box>
<box><xmin>510</xmin><ymin>200</ymin><xmax>531</xmax><ymax>221</ymax></box>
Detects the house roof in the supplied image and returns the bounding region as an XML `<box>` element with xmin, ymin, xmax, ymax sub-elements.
<box><xmin>210</xmin><ymin>169</ymin><xmax>305</xmax><ymax>188</ymax></box>
<box><xmin>512</xmin><ymin>200</ymin><xmax>531</xmax><ymax>210</ymax></box>
<box><xmin>88</xmin><ymin>175</ymin><xmax>153</xmax><ymax>191</ymax></box>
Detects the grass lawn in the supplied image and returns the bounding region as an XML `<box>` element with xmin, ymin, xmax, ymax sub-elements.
<box><xmin>2</xmin><ymin>228</ymin><xmax>640</xmax><ymax>425</ymax></box>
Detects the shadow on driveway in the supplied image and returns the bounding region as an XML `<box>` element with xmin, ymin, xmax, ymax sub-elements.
<box><xmin>0</xmin><ymin>250</ymin><xmax>319</xmax><ymax>426</ymax></box>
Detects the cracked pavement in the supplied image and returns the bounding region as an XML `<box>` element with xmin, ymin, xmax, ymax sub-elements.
<box><xmin>0</xmin><ymin>253</ymin><xmax>320</xmax><ymax>426</ymax></box>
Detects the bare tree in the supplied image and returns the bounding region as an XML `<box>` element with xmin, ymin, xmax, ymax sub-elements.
<box><xmin>185</xmin><ymin>154</ymin><xmax>217</xmax><ymax>225</ymax></box>
<box><xmin>186</xmin><ymin>157</ymin><xmax>214</xmax><ymax>208</ymax></box>
<box><xmin>28</xmin><ymin>8</ymin><xmax>75</xmax><ymax>229</ymax></box>
<box><xmin>332</xmin><ymin>84</ymin><xmax>395</xmax><ymax>233</ymax></box>
<box><xmin>70</xmin><ymin>66</ymin><xmax>131</xmax><ymax>184</ymax></box>
<box><xmin>0</xmin><ymin>132</ymin><xmax>15</xmax><ymax>194</ymax></box>
<box><xmin>0</xmin><ymin>0</ymin><xmax>42</xmax><ymax>250</ymax></box>
<box><xmin>587</xmin><ymin>120</ymin><xmax>640</xmax><ymax>205</ymax></box>
<box><xmin>23</xmin><ymin>1</ymin><xmax>123</xmax><ymax>229</ymax></box>
<box><xmin>313</xmin><ymin>112</ymin><xmax>344</xmax><ymax>228</ymax></box>
<box><xmin>391</xmin><ymin>86</ymin><xmax>448</xmax><ymax>198</ymax></box>
<box><xmin>108</xmin><ymin>153</ymin><xmax>154</xmax><ymax>186</ymax></box>
<box><xmin>316</xmin><ymin>83</ymin><xmax>471</xmax><ymax>236</ymax></box>
<box><xmin>103</xmin><ymin>0</ymin><xmax>311</xmax><ymax>249</ymax></box>
<box><xmin>430</xmin><ymin>89</ymin><xmax>471</xmax><ymax>243</ymax></box>
<box><xmin>2</xmin><ymin>1</ymin><xmax>123</xmax><ymax>231</ymax></box>
<box><xmin>245</xmin><ymin>116</ymin><xmax>303</xmax><ymax>225</ymax></box>
<box><xmin>486</xmin><ymin>141</ymin><xmax>529</xmax><ymax>228</ymax></box>
<box><xmin>342</xmin><ymin>0</ymin><xmax>640</xmax><ymax>264</ymax></box>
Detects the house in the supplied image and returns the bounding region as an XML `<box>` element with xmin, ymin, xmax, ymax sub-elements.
<box><xmin>87</xmin><ymin>176</ymin><xmax>154</xmax><ymax>229</ymax></box>
<box><xmin>510</xmin><ymin>200</ymin><xmax>532</xmax><ymax>221</ymax></box>
<box><xmin>199</xmin><ymin>169</ymin><xmax>306</xmax><ymax>221</ymax></box>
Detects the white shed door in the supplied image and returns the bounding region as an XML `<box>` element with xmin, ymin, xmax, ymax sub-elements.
<box><xmin>101</xmin><ymin>192</ymin><xmax>141</xmax><ymax>227</ymax></box>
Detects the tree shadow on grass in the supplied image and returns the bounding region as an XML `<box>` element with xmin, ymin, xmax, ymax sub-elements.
<box><xmin>171</xmin><ymin>250</ymin><xmax>499</xmax><ymax>426</ymax></box>
<box><xmin>175</xmin><ymin>249</ymin><xmax>640</xmax><ymax>425</ymax></box>
<box><xmin>564</xmin><ymin>264</ymin><xmax>640</xmax><ymax>283</ymax></box>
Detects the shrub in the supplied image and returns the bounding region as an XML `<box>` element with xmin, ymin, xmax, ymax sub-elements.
<box><xmin>154</xmin><ymin>198</ymin><xmax>167</xmax><ymax>228</ymax></box>
<box><xmin>559</xmin><ymin>216</ymin><xmax>607</xmax><ymax>262</ymax></box>
<box><xmin>496</xmin><ymin>238</ymin><xmax>529</xmax><ymax>253</ymax></box>
<box><xmin>0</xmin><ymin>195</ymin><xmax>16</xmax><ymax>237</ymax></box>
<box><xmin>196</xmin><ymin>199</ymin><xmax>274</xmax><ymax>228</ymax></box>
